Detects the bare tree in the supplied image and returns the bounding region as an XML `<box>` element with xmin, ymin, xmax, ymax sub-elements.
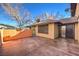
<box><xmin>35</xmin><ymin>12</ymin><xmax>57</xmax><ymax>23</ymax></box>
<box><xmin>65</xmin><ymin>8</ymin><xmax>70</xmax><ymax>13</ymax></box>
<box><xmin>65</xmin><ymin>8</ymin><xmax>72</xmax><ymax>17</ymax></box>
<box><xmin>1</xmin><ymin>3</ymin><xmax>32</xmax><ymax>29</ymax></box>
<box><xmin>35</xmin><ymin>12</ymin><xmax>64</xmax><ymax>22</ymax></box>
<box><xmin>55</xmin><ymin>11</ymin><xmax>64</xmax><ymax>20</ymax></box>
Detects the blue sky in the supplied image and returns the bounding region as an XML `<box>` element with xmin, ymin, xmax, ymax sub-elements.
<box><xmin>0</xmin><ymin>3</ymin><xmax>70</xmax><ymax>27</ymax></box>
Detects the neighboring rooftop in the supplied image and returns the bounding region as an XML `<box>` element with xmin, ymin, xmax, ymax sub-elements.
<box><xmin>0</xmin><ymin>24</ymin><xmax>16</xmax><ymax>29</ymax></box>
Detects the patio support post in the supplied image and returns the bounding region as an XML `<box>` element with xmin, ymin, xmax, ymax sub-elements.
<box><xmin>1</xmin><ymin>29</ymin><xmax>3</xmax><ymax>44</ymax></box>
<box><xmin>77</xmin><ymin>18</ymin><xmax>79</xmax><ymax>43</ymax></box>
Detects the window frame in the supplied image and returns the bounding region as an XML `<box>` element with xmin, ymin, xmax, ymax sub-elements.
<box><xmin>38</xmin><ymin>24</ymin><xmax>48</xmax><ymax>34</ymax></box>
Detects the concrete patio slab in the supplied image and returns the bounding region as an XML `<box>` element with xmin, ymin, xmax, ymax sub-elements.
<box><xmin>0</xmin><ymin>36</ymin><xmax>79</xmax><ymax>56</ymax></box>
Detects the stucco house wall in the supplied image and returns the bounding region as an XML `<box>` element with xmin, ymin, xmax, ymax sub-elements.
<box><xmin>75</xmin><ymin>23</ymin><xmax>78</xmax><ymax>40</ymax></box>
<box><xmin>75</xmin><ymin>22</ymin><xmax>79</xmax><ymax>42</ymax></box>
<box><xmin>74</xmin><ymin>22</ymin><xmax>79</xmax><ymax>42</ymax></box>
<box><xmin>75</xmin><ymin>4</ymin><xmax>79</xmax><ymax>17</ymax></box>
<box><xmin>35</xmin><ymin>23</ymin><xmax>59</xmax><ymax>39</ymax></box>
<box><xmin>35</xmin><ymin>25</ymin><xmax>50</xmax><ymax>39</ymax></box>
<box><xmin>78</xmin><ymin>22</ymin><xmax>79</xmax><ymax>42</ymax></box>
<box><xmin>71</xmin><ymin>3</ymin><xmax>79</xmax><ymax>42</ymax></box>
<box><xmin>54</xmin><ymin>24</ymin><xmax>59</xmax><ymax>38</ymax></box>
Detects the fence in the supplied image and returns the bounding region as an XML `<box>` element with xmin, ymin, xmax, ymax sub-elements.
<box><xmin>0</xmin><ymin>29</ymin><xmax>32</xmax><ymax>42</ymax></box>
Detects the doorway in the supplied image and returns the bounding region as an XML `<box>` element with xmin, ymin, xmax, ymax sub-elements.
<box><xmin>59</xmin><ymin>24</ymin><xmax>75</xmax><ymax>39</ymax></box>
<box><xmin>61</xmin><ymin>25</ymin><xmax>66</xmax><ymax>38</ymax></box>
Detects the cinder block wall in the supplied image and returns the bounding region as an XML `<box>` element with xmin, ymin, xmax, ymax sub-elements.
<box><xmin>0</xmin><ymin>29</ymin><xmax>32</xmax><ymax>42</ymax></box>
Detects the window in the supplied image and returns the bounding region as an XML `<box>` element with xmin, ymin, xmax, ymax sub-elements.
<box><xmin>38</xmin><ymin>24</ymin><xmax>48</xmax><ymax>34</ymax></box>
